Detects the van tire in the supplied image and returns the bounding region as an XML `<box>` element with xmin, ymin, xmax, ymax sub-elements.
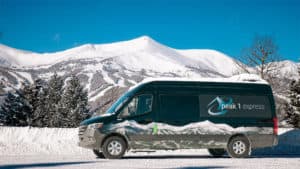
<box><xmin>227</xmin><ymin>135</ymin><xmax>251</xmax><ymax>158</ymax></box>
<box><xmin>93</xmin><ymin>149</ymin><xmax>104</xmax><ymax>158</ymax></box>
<box><xmin>102</xmin><ymin>136</ymin><xmax>126</xmax><ymax>159</ymax></box>
<box><xmin>208</xmin><ymin>148</ymin><xmax>226</xmax><ymax>157</ymax></box>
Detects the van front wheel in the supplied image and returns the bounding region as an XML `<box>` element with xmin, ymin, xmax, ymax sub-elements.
<box><xmin>102</xmin><ymin>136</ymin><xmax>126</xmax><ymax>159</ymax></box>
<box><xmin>208</xmin><ymin>148</ymin><xmax>226</xmax><ymax>157</ymax></box>
<box><xmin>227</xmin><ymin>136</ymin><xmax>251</xmax><ymax>158</ymax></box>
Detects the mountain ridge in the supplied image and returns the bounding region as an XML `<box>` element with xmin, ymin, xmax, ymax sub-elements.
<box><xmin>0</xmin><ymin>36</ymin><xmax>237</xmax><ymax>68</ymax></box>
<box><xmin>0</xmin><ymin>36</ymin><xmax>298</xmax><ymax>111</ymax></box>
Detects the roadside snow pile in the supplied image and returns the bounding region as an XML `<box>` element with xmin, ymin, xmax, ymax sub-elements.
<box><xmin>0</xmin><ymin>127</ymin><xmax>90</xmax><ymax>156</ymax></box>
<box><xmin>253</xmin><ymin>128</ymin><xmax>300</xmax><ymax>155</ymax></box>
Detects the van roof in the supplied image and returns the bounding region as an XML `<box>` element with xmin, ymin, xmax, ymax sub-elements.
<box><xmin>129</xmin><ymin>74</ymin><xmax>269</xmax><ymax>91</ymax></box>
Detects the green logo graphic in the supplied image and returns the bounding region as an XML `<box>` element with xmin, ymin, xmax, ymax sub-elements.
<box><xmin>152</xmin><ymin>123</ymin><xmax>158</xmax><ymax>134</ymax></box>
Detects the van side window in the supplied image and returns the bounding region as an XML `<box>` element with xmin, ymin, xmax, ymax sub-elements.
<box><xmin>159</xmin><ymin>95</ymin><xmax>199</xmax><ymax>124</ymax></box>
<box><xmin>120</xmin><ymin>94</ymin><xmax>153</xmax><ymax>118</ymax></box>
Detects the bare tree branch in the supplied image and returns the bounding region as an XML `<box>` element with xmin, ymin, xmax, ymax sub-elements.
<box><xmin>236</xmin><ymin>35</ymin><xmax>282</xmax><ymax>82</ymax></box>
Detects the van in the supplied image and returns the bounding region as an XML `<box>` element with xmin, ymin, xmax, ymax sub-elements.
<box><xmin>78</xmin><ymin>77</ymin><xmax>278</xmax><ymax>159</ymax></box>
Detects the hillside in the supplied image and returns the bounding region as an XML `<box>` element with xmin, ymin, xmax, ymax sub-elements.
<box><xmin>0</xmin><ymin>36</ymin><xmax>242</xmax><ymax>98</ymax></box>
<box><xmin>0</xmin><ymin>36</ymin><xmax>298</xmax><ymax>114</ymax></box>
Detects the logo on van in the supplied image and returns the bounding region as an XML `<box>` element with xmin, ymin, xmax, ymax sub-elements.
<box><xmin>207</xmin><ymin>96</ymin><xmax>233</xmax><ymax>116</ymax></box>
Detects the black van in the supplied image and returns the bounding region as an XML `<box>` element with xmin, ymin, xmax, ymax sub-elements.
<box><xmin>78</xmin><ymin>78</ymin><xmax>278</xmax><ymax>159</ymax></box>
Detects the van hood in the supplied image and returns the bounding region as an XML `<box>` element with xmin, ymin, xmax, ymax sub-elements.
<box><xmin>80</xmin><ymin>113</ymin><xmax>114</xmax><ymax>126</ymax></box>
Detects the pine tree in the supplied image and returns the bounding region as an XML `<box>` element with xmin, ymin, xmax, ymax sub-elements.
<box><xmin>21</xmin><ymin>85</ymin><xmax>35</xmax><ymax>126</ymax></box>
<box><xmin>0</xmin><ymin>79</ymin><xmax>48</xmax><ymax>127</ymax></box>
<box><xmin>0</xmin><ymin>108</ymin><xmax>4</xmax><ymax>125</ymax></box>
<box><xmin>0</xmin><ymin>81</ymin><xmax>5</xmax><ymax>95</ymax></box>
<box><xmin>0</xmin><ymin>74</ymin><xmax>89</xmax><ymax>128</ymax></box>
<box><xmin>32</xmin><ymin>87</ymin><xmax>48</xmax><ymax>127</ymax></box>
<box><xmin>0</xmin><ymin>92</ymin><xmax>16</xmax><ymax>125</ymax></box>
<box><xmin>46</xmin><ymin>72</ymin><xmax>64</xmax><ymax>127</ymax></box>
<box><xmin>0</xmin><ymin>91</ymin><xmax>31</xmax><ymax>126</ymax></box>
<box><xmin>284</xmin><ymin>79</ymin><xmax>300</xmax><ymax>127</ymax></box>
<box><xmin>60</xmin><ymin>74</ymin><xmax>89</xmax><ymax>127</ymax></box>
<box><xmin>22</xmin><ymin>79</ymin><xmax>45</xmax><ymax>126</ymax></box>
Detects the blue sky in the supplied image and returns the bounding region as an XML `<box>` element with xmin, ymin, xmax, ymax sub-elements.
<box><xmin>0</xmin><ymin>0</ymin><xmax>299</xmax><ymax>61</ymax></box>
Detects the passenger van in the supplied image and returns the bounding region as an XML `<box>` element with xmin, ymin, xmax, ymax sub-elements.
<box><xmin>79</xmin><ymin>77</ymin><xmax>278</xmax><ymax>159</ymax></box>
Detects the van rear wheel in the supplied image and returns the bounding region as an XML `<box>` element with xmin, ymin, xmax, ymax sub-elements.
<box><xmin>102</xmin><ymin>136</ymin><xmax>126</xmax><ymax>159</ymax></box>
<box><xmin>208</xmin><ymin>148</ymin><xmax>226</xmax><ymax>157</ymax></box>
<box><xmin>227</xmin><ymin>135</ymin><xmax>251</xmax><ymax>158</ymax></box>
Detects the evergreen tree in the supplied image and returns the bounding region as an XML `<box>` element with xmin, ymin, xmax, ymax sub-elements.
<box><xmin>46</xmin><ymin>72</ymin><xmax>64</xmax><ymax>127</ymax></box>
<box><xmin>0</xmin><ymin>92</ymin><xmax>16</xmax><ymax>125</ymax></box>
<box><xmin>284</xmin><ymin>79</ymin><xmax>300</xmax><ymax>127</ymax></box>
<box><xmin>22</xmin><ymin>79</ymin><xmax>45</xmax><ymax>126</ymax></box>
<box><xmin>21</xmin><ymin>85</ymin><xmax>35</xmax><ymax>126</ymax></box>
<box><xmin>60</xmin><ymin>74</ymin><xmax>89</xmax><ymax>127</ymax></box>
<box><xmin>0</xmin><ymin>108</ymin><xmax>4</xmax><ymax>125</ymax></box>
<box><xmin>0</xmin><ymin>74</ymin><xmax>89</xmax><ymax>128</ymax></box>
<box><xmin>0</xmin><ymin>79</ymin><xmax>48</xmax><ymax>127</ymax></box>
<box><xmin>32</xmin><ymin>87</ymin><xmax>48</xmax><ymax>127</ymax></box>
<box><xmin>0</xmin><ymin>81</ymin><xmax>5</xmax><ymax>95</ymax></box>
<box><xmin>0</xmin><ymin>91</ymin><xmax>31</xmax><ymax>126</ymax></box>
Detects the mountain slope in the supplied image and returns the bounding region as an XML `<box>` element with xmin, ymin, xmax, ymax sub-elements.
<box><xmin>177</xmin><ymin>49</ymin><xmax>240</xmax><ymax>76</ymax></box>
<box><xmin>0</xmin><ymin>36</ymin><xmax>239</xmax><ymax>74</ymax></box>
<box><xmin>0</xmin><ymin>36</ymin><xmax>241</xmax><ymax>97</ymax></box>
<box><xmin>0</xmin><ymin>36</ymin><xmax>298</xmax><ymax>108</ymax></box>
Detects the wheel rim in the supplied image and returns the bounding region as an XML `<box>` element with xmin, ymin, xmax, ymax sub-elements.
<box><xmin>107</xmin><ymin>140</ymin><xmax>122</xmax><ymax>156</ymax></box>
<box><xmin>232</xmin><ymin>140</ymin><xmax>246</xmax><ymax>155</ymax></box>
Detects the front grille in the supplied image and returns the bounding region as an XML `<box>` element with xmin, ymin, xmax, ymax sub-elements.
<box><xmin>78</xmin><ymin>125</ymin><xmax>87</xmax><ymax>136</ymax></box>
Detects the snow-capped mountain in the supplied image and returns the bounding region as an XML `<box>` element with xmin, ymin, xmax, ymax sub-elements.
<box><xmin>0</xmin><ymin>36</ymin><xmax>298</xmax><ymax>106</ymax></box>
<box><xmin>0</xmin><ymin>36</ymin><xmax>239</xmax><ymax>75</ymax></box>
<box><xmin>0</xmin><ymin>36</ymin><xmax>238</xmax><ymax>96</ymax></box>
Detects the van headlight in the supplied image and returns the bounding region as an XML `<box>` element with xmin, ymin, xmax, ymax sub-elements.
<box><xmin>87</xmin><ymin>123</ymin><xmax>103</xmax><ymax>129</ymax></box>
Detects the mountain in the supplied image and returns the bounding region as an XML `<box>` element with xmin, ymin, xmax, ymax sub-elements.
<box><xmin>0</xmin><ymin>36</ymin><xmax>298</xmax><ymax>112</ymax></box>
<box><xmin>0</xmin><ymin>36</ymin><xmax>239</xmax><ymax>75</ymax></box>
<box><xmin>0</xmin><ymin>36</ymin><xmax>239</xmax><ymax>93</ymax></box>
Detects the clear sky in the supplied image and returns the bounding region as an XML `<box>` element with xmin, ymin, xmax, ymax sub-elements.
<box><xmin>0</xmin><ymin>0</ymin><xmax>299</xmax><ymax>61</ymax></box>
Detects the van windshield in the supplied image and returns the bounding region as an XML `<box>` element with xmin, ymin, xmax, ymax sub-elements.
<box><xmin>106</xmin><ymin>93</ymin><xmax>130</xmax><ymax>114</ymax></box>
<box><xmin>105</xmin><ymin>83</ymin><xmax>142</xmax><ymax>114</ymax></box>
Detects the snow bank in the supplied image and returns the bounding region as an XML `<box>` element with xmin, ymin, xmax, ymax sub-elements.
<box><xmin>0</xmin><ymin>127</ymin><xmax>90</xmax><ymax>156</ymax></box>
<box><xmin>0</xmin><ymin>126</ymin><xmax>299</xmax><ymax>156</ymax></box>
<box><xmin>253</xmin><ymin>128</ymin><xmax>300</xmax><ymax>156</ymax></box>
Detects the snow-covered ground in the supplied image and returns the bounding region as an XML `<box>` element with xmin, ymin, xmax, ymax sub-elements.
<box><xmin>0</xmin><ymin>153</ymin><xmax>300</xmax><ymax>169</ymax></box>
<box><xmin>0</xmin><ymin>127</ymin><xmax>89</xmax><ymax>156</ymax></box>
<box><xmin>0</xmin><ymin>126</ymin><xmax>292</xmax><ymax>156</ymax></box>
<box><xmin>0</xmin><ymin>127</ymin><xmax>300</xmax><ymax>169</ymax></box>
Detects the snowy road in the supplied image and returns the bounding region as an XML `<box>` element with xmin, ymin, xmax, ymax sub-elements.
<box><xmin>1</xmin><ymin>127</ymin><xmax>300</xmax><ymax>169</ymax></box>
<box><xmin>0</xmin><ymin>151</ymin><xmax>300</xmax><ymax>169</ymax></box>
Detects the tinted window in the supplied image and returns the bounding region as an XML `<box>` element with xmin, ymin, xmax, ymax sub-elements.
<box><xmin>120</xmin><ymin>94</ymin><xmax>153</xmax><ymax>118</ymax></box>
<box><xmin>200</xmin><ymin>95</ymin><xmax>271</xmax><ymax>118</ymax></box>
<box><xmin>159</xmin><ymin>95</ymin><xmax>199</xmax><ymax>123</ymax></box>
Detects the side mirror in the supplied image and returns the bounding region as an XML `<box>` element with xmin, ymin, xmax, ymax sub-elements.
<box><xmin>117</xmin><ymin>113</ymin><xmax>124</xmax><ymax>120</ymax></box>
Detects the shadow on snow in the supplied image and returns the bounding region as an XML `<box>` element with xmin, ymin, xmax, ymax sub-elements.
<box><xmin>252</xmin><ymin>129</ymin><xmax>300</xmax><ymax>158</ymax></box>
<box><xmin>0</xmin><ymin>161</ymin><xmax>97</xmax><ymax>169</ymax></box>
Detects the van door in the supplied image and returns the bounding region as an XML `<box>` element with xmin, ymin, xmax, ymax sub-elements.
<box><xmin>155</xmin><ymin>93</ymin><xmax>201</xmax><ymax>149</ymax></box>
<box><xmin>117</xmin><ymin>94</ymin><xmax>156</xmax><ymax>149</ymax></box>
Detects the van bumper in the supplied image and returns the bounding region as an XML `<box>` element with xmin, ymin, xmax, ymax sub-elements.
<box><xmin>78</xmin><ymin>126</ymin><xmax>105</xmax><ymax>149</ymax></box>
<box><xmin>249</xmin><ymin>134</ymin><xmax>278</xmax><ymax>148</ymax></box>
